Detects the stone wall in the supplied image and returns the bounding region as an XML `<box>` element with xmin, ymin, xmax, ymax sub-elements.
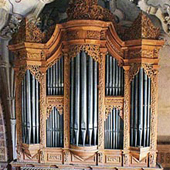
<box><xmin>158</xmin><ymin>45</ymin><xmax>170</xmax><ymax>142</ymax></box>
<box><xmin>157</xmin><ymin>45</ymin><xmax>170</xmax><ymax>170</ymax></box>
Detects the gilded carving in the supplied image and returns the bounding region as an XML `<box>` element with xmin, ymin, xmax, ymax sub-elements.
<box><xmin>98</xmin><ymin>53</ymin><xmax>105</xmax><ymax>149</ymax></box>
<box><xmin>87</xmin><ymin>31</ymin><xmax>100</xmax><ymax>39</ymax></box>
<box><xmin>128</xmin><ymin>49</ymin><xmax>154</xmax><ymax>59</ymax></box>
<box><xmin>46</xmin><ymin>105</ymin><xmax>63</xmax><ymax>119</ymax></box>
<box><xmin>27</xmin><ymin>53</ymin><xmax>42</xmax><ymax>60</ymax></box>
<box><xmin>122</xmin><ymin>12</ymin><xmax>160</xmax><ymax>40</ymax></box>
<box><xmin>68</xmin><ymin>44</ymin><xmax>100</xmax><ymax>63</ymax></box>
<box><xmin>63</xmin><ymin>53</ymin><xmax>70</xmax><ymax>148</ymax></box>
<box><xmin>27</xmin><ymin>65</ymin><xmax>44</xmax><ymax>83</ymax></box>
<box><xmin>67</xmin><ymin>0</ymin><xmax>116</xmax><ymax>23</ymax></box>
<box><xmin>63</xmin><ymin>30</ymin><xmax>101</xmax><ymax>41</ymax></box>
<box><xmin>106</xmin><ymin>155</ymin><xmax>120</xmax><ymax>164</ymax></box>
<box><xmin>123</xmin><ymin>69</ymin><xmax>130</xmax><ymax>150</ymax></box>
<box><xmin>105</xmin><ymin>97</ymin><xmax>124</xmax><ymax>120</ymax></box>
<box><xmin>98</xmin><ymin>152</ymin><xmax>103</xmax><ymax>163</ymax></box>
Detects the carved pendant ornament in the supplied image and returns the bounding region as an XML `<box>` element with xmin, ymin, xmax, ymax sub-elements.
<box><xmin>9</xmin><ymin>0</ymin><xmax>164</xmax><ymax>169</ymax></box>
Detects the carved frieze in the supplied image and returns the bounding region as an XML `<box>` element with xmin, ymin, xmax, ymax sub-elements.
<box><xmin>46</xmin><ymin>96</ymin><xmax>64</xmax><ymax>118</ymax></box>
<box><xmin>105</xmin><ymin>97</ymin><xmax>124</xmax><ymax>120</ymax></box>
<box><xmin>63</xmin><ymin>30</ymin><xmax>101</xmax><ymax>41</ymax></box>
<box><xmin>68</xmin><ymin>44</ymin><xmax>100</xmax><ymax>63</ymax></box>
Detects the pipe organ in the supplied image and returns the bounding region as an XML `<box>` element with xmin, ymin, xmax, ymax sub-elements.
<box><xmin>9</xmin><ymin>0</ymin><xmax>164</xmax><ymax>169</ymax></box>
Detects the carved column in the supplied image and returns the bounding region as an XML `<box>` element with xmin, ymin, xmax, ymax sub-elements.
<box><xmin>123</xmin><ymin>66</ymin><xmax>131</xmax><ymax>166</ymax></box>
<box><xmin>63</xmin><ymin>52</ymin><xmax>70</xmax><ymax>164</ymax></box>
<box><xmin>14</xmin><ymin>66</ymin><xmax>26</xmax><ymax>160</ymax></box>
<box><xmin>39</xmin><ymin>68</ymin><xmax>47</xmax><ymax>149</ymax></box>
<box><xmin>98</xmin><ymin>50</ymin><xmax>106</xmax><ymax>164</ymax></box>
<box><xmin>149</xmin><ymin>66</ymin><xmax>159</xmax><ymax>167</ymax></box>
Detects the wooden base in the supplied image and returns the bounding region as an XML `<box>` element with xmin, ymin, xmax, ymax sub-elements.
<box><xmin>10</xmin><ymin>161</ymin><xmax>163</xmax><ymax>170</ymax></box>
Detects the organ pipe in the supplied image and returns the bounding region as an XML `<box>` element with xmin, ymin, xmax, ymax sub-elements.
<box><xmin>22</xmin><ymin>70</ymin><xmax>40</xmax><ymax>144</ymax></box>
<box><xmin>105</xmin><ymin>55</ymin><xmax>124</xmax><ymax>96</ymax></box>
<box><xmin>130</xmin><ymin>68</ymin><xmax>151</xmax><ymax>147</ymax></box>
<box><xmin>81</xmin><ymin>51</ymin><xmax>87</xmax><ymax>146</ymax></box>
<box><xmin>104</xmin><ymin>108</ymin><xmax>123</xmax><ymax>149</ymax></box>
<box><xmin>32</xmin><ymin>76</ymin><xmax>36</xmax><ymax>144</ymax></box>
<box><xmin>88</xmin><ymin>56</ymin><xmax>93</xmax><ymax>146</ymax></box>
<box><xmin>70</xmin><ymin>51</ymin><xmax>98</xmax><ymax>146</ymax></box>
<box><xmin>46</xmin><ymin>57</ymin><xmax>64</xmax><ymax>95</ymax></box>
<box><xmin>46</xmin><ymin>107</ymin><xmax>63</xmax><ymax>147</ymax></box>
<box><xmin>75</xmin><ymin>53</ymin><xmax>80</xmax><ymax>146</ymax></box>
<box><xmin>93</xmin><ymin>61</ymin><xmax>98</xmax><ymax>145</ymax></box>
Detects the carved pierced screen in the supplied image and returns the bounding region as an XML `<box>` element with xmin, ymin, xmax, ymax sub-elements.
<box><xmin>46</xmin><ymin>57</ymin><xmax>64</xmax><ymax>95</ymax></box>
<box><xmin>130</xmin><ymin>68</ymin><xmax>151</xmax><ymax>147</ymax></box>
<box><xmin>21</xmin><ymin>70</ymin><xmax>40</xmax><ymax>144</ymax></box>
<box><xmin>105</xmin><ymin>55</ymin><xmax>124</xmax><ymax>96</ymax></box>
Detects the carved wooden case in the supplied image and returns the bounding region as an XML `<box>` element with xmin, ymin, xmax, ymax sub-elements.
<box><xmin>9</xmin><ymin>10</ymin><xmax>164</xmax><ymax>170</ymax></box>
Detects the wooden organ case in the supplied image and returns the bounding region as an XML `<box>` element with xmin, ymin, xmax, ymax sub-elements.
<box><xmin>9</xmin><ymin>0</ymin><xmax>164</xmax><ymax>169</ymax></box>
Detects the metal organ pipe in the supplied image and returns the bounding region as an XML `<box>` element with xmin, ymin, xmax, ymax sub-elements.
<box><xmin>105</xmin><ymin>55</ymin><xmax>124</xmax><ymax>96</ymax></box>
<box><xmin>46</xmin><ymin>107</ymin><xmax>63</xmax><ymax>147</ymax></box>
<box><xmin>104</xmin><ymin>108</ymin><xmax>124</xmax><ymax>149</ymax></box>
<box><xmin>21</xmin><ymin>70</ymin><xmax>40</xmax><ymax>144</ymax></box>
<box><xmin>143</xmin><ymin>72</ymin><xmax>148</xmax><ymax>147</ymax></box>
<box><xmin>130</xmin><ymin>68</ymin><xmax>151</xmax><ymax>147</ymax></box>
<box><xmin>46</xmin><ymin>57</ymin><xmax>64</xmax><ymax>95</ymax></box>
<box><xmin>75</xmin><ymin>53</ymin><xmax>80</xmax><ymax>146</ymax></box>
<box><xmin>147</xmin><ymin>78</ymin><xmax>151</xmax><ymax>146</ymax></box>
<box><xmin>139</xmin><ymin>69</ymin><xmax>144</xmax><ymax>146</ymax></box>
<box><xmin>70</xmin><ymin>51</ymin><xmax>98</xmax><ymax>146</ymax></box>
<box><xmin>93</xmin><ymin>61</ymin><xmax>98</xmax><ymax>145</ymax></box>
<box><xmin>130</xmin><ymin>79</ymin><xmax>135</xmax><ymax>146</ymax></box>
<box><xmin>88</xmin><ymin>55</ymin><xmax>93</xmax><ymax>146</ymax></box>
<box><xmin>81</xmin><ymin>51</ymin><xmax>87</xmax><ymax>146</ymax></box>
<box><xmin>32</xmin><ymin>75</ymin><xmax>36</xmax><ymax>144</ymax></box>
<box><xmin>26</xmin><ymin>70</ymin><xmax>31</xmax><ymax>144</ymax></box>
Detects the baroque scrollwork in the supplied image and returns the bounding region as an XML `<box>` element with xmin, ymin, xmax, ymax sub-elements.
<box><xmin>121</xmin><ymin>12</ymin><xmax>160</xmax><ymax>40</ymax></box>
<box><xmin>105</xmin><ymin>97</ymin><xmax>124</xmax><ymax>120</ymax></box>
<box><xmin>27</xmin><ymin>65</ymin><xmax>44</xmax><ymax>83</ymax></box>
<box><xmin>46</xmin><ymin>97</ymin><xmax>64</xmax><ymax>118</ymax></box>
<box><xmin>68</xmin><ymin>44</ymin><xmax>100</xmax><ymax>63</ymax></box>
<box><xmin>67</xmin><ymin>0</ymin><xmax>116</xmax><ymax>23</ymax></box>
